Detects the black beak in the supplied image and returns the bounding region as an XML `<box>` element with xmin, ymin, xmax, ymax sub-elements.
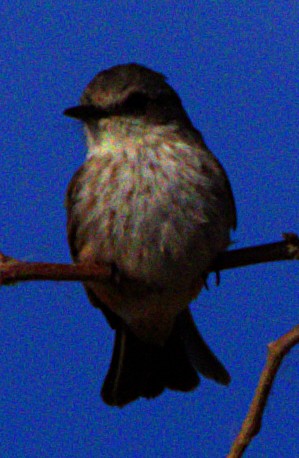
<box><xmin>63</xmin><ymin>105</ymin><xmax>109</xmax><ymax>120</ymax></box>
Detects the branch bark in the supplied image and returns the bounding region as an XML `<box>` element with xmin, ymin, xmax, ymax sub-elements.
<box><xmin>0</xmin><ymin>232</ymin><xmax>298</xmax><ymax>453</ymax></box>
<box><xmin>227</xmin><ymin>325</ymin><xmax>299</xmax><ymax>458</ymax></box>
<box><xmin>0</xmin><ymin>233</ymin><xmax>298</xmax><ymax>286</ymax></box>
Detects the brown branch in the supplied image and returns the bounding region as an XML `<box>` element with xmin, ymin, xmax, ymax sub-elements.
<box><xmin>214</xmin><ymin>232</ymin><xmax>299</xmax><ymax>271</ymax></box>
<box><xmin>227</xmin><ymin>325</ymin><xmax>299</xmax><ymax>458</ymax></box>
<box><xmin>0</xmin><ymin>254</ymin><xmax>111</xmax><ymax>286</ymax></box>
<box><xmin>1</xmin><ymin>233</ymin><xmax>298</xmax><ymax>453</ymax></box>
<box><xmin>0</xmin><ymin>233</ymin><xmax>298</xmax><ymax>286</ymax></box>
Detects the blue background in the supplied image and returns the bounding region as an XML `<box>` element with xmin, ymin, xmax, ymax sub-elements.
<box><xmin>1</xmin><ymin>2</ymin><xmax>298</xmax><ymax>457</ymax></box>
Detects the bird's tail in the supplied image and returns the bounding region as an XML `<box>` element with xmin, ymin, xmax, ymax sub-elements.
<box><xmin>101</xmin><ymin>308</ymin><xmax>230</xmax><ymax>407</ymax></box>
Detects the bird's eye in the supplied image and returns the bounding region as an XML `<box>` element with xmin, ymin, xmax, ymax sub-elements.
<box><xmin>122</xmin><ymin>92</ymin><xmax>149</xmax><ymax>114</ymax></box>
<box><xmin>156</xmin><ymin>92</ymin><xmax>170</xmax><ymax>107</ymax></box>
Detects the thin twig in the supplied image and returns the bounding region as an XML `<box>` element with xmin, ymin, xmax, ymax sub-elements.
<box><xmin>0</xmin><ymin>233</ymin><xmax>298</xmax><ymax>286</ymax></box>
<box><xmin>227</xmin><ymin>325</ymin><xmax>299</xmax><ymax>458</ymax></box>
<box><xmin>214</xmin><ymin>233</ymin><xmax>299</xmax><ymax>271</ymax></box>
<box><xmin>0</xmin><ymin>254</ymin><xmax>111</xmax><ymax>285</ymax></box>
<box><xmin>1</xmin><ymin>233</ymin><xmax>298</xmax><ymax>453</ymax></box>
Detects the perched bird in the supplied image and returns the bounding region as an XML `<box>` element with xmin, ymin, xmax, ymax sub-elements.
<box><xmin>64</xmin><ymin>63</ymin><xmax>236</xmax><ymax>407</ymax></box>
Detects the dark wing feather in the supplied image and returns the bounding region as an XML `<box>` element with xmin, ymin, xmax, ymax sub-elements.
<box><xmin>65</xmin><ymin>165</ymin><xmax>118</xmax><ymax>328</ymax></box>
<box><xmin>65</xmin><ymin>165</ymin><xmax>85</xmax><ymax>261</ymax></box>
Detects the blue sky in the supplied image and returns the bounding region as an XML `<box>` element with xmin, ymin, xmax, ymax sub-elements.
<box><xmin>1</xmin><ymin>2</ymin><xmax>298</xmax><ymax>457</ymax></box>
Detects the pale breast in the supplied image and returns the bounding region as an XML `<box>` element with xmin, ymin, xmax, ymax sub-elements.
<box><xmin>70</xmin><ymin>121</ymin><xmax>233</xmax><ymax>288</ymax></box>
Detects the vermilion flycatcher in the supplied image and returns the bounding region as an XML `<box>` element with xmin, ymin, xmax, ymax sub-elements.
<box><xmin>64</xmin><ymin>63</ymin><xmax>236</xmax><ymax>407</ymax></box>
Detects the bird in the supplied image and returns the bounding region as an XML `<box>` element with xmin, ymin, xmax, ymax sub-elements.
<box><xmin>64</xmin><ymin>63</ymin><xmax>236</xmax><ymax>407</ymax></box>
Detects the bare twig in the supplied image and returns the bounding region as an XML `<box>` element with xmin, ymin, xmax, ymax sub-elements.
<box><xmin>214</xmin><ymin>232</ymin><xmax>299</xmax><ymax>271</ymax></box>
<box><xmin>0</xmin><ymin>233</ymin><xmax>298</xmax><ymax>286</ymax></box>
<box><xmin>1</xmin><ymin>233</ymin><xmax>298</xmax><ymax>453</ymax></box>
<box><xmin>227</xmin><ymin>325</ymin><xmax>299</xmax><ymax>458</ymax></box>
<box><xmin>0</xmin><ymin>253</ymin><xmax>111</xmax><ymax>286</ymax></box>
